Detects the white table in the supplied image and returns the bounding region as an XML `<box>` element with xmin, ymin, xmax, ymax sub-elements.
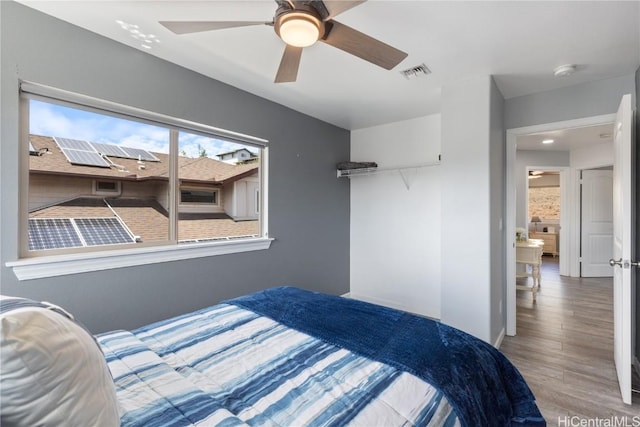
<box><xmin>516</xmin><ymin>239</ymin><xmax>543</xmax><ymax>302</ymax></box>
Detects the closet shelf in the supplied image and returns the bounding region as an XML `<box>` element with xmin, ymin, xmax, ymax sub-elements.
<box><xmin>336</xmin><ymin>161</ymin><xmax>440</xmax><ymax>178</ymax></box>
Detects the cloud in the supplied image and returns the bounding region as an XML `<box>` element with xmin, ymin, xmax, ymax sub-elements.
<box><xmin>179</xmin><ymin>133</ymin><xmax>255</xmax><ymax>159</ymax></box>
<box><xmin>30</xmin><ymin>100</ymin><xmax>258</xmax><ymax>159</ymax></box>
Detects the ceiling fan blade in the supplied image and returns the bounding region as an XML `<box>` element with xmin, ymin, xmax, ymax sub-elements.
<box><xmin>320</xmin><ymin>20</ymin><xmax>407</xmax><ymax>70</ymax></box>
<box><xmin>159</xmin><ymin>21</ymin><xmax>268</xmax><ymax>35</ymax></box>
<box><xmin>275</xmin><ymin>45</ymin><xmax>303</xmax><ymax>83</ymax></box>
<box><xmin>322</xmin><ymin>0</ymin><xmax>367</xmax><ymax>19</ymax></box>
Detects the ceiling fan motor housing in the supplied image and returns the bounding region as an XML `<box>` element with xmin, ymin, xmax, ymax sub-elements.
<box><xmin>274</xmin><ymin>5</ymin><xmax>326</xmax><ymax>47</ymax></box>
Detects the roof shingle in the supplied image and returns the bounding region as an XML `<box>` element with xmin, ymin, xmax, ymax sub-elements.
<box><xmin>29</xmin><ymin>135</ymin><xmax>258</xmax><ymax>184</ymax></box>
<box><xmin>30</xmin><ymin>197</ymin><xmax>258</xmax><ymax>243</ymax></box>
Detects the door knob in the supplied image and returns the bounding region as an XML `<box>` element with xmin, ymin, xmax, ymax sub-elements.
<box><xmin>609</xmin><ymin>258</ymin><xmax>623</xmax><ymax>267</ymax></box>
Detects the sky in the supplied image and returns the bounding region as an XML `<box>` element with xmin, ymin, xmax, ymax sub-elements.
<box><xmin>29</xmin><ymin>100</ymin><xmax>257</xmax><ymax>159</ymax></box>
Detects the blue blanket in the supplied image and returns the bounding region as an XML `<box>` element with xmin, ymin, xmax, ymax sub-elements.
<box><xmin>226</xmin><ymin>286</ymin><xmax>545</xmax><ymax>427</ymax></box>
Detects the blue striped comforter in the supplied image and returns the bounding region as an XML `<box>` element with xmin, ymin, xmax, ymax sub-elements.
<box><xmin>98</xmin><ymin>303</ymin><xmax>460</xmax><ymax>427</ymax></box>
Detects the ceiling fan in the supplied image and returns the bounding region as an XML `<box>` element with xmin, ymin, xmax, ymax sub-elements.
<box><xmin>159</xmin><ymin>0</ymin><xmax>408</xmax><ymax>83</ymax></box>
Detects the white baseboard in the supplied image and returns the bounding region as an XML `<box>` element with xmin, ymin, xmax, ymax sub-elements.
<box><xmin>494</xmin><ymin>327</ymin><xmax>506</xmax><ymax>349</ymax></box>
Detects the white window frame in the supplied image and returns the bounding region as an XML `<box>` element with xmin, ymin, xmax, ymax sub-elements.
<box><xmin>7</xmin><ymin>81</ymin><xmax>272</xmax><ymax>281</ymax></box>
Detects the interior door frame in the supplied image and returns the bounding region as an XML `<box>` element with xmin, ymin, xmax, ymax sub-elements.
<box><xmin>506</xmin><ymin>113</ymin><xmax>616</xmax><ymax>336</ymax></box>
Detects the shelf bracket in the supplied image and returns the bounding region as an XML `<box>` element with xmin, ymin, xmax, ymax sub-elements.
<box><xmin>398</xmin><ymin>168</ymin><xmax>417</xmax><ymax>190</ymax></box>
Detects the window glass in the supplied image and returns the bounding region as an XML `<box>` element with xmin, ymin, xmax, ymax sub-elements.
<box><xmin>177</xmin><ymin>131</ymin><xmax>260</xmax><ymax>243</ymax></box>
<box><xmin>528</xmin><ymin>187</ymin><xmax>560</xmax><ymax>220</ymax></box>
<box><xmin>181</xmin><ymin>189</ymin><xmax>218</xmax><ymax>204</ymax></box>
<box><xmin>95</xmin><ymin>181</ymin><xmax>118</xmax><ymax>192</ymax></box>
<box><xmin>25</xmin><ymin>98</ymin><xmax>263</xmax><ymax>255</ymax></box>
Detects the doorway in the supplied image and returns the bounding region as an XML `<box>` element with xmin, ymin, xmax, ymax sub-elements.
<box><xmin>506</xmin><ymin>97</ymin><xmax>637</xmax><ymax>405</ymax></box>
<box><xmin>527</xmin><ymin>168</ymin><xmax>561</xmax><ymax>259</ymax></box>
<box><xmin>506</xmin><ymin>113</ymin><xmax>616</xmax><ymax>336</ymax></box>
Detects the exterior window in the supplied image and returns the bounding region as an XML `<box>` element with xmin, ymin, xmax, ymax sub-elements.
<box><xmin>181</xmin><ymin>189</ymin><xmax>218</xmax><ymax>204</ymax></box>
<box><xmin>528</xmin><ymin>186</ymin><xmax>560</xmax><ymax>220</ymax></box>
<box><xmin>93</xmin><ymin>180</ymin><xmax>121</xmax><ymax>195</ymax></box>
<box><xmin>21</xmin><ymin>92</ymin><xmax>267</xmax><ymax>258</ymax></box>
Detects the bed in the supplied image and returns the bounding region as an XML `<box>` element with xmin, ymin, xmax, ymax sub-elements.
<box><xmin>1</xmin><ymin>287</ymin><xmax>545</xmax><ymax>427</ymax></box>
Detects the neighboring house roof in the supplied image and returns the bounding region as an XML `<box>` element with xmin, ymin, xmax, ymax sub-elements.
<box><xmin>29</xmin><ymin>135</ymin><xmax>257</xmax><ymax>184</ymax></box>
<box><xmin>30</xmin><ymin>197</ymin><xmax>258</xmax><ymax>243</ymax></box>
<box><xmin>217</xmin><ymin>148</ymin><xmax>255</xmax><ymax>157</ymax></box>
<box><xmin>27</xmin><ymin>136</ymin><xmax>259</xmax><ymax>250</ymax></box>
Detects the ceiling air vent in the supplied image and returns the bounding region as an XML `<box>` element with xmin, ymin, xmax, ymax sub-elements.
<box><xmin>400</xmin><ymin>63</ymin><xmax>431</xmax><ymax>80</ymax></box>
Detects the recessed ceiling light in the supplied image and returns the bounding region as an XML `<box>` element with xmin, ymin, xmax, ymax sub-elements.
<box><xmin>553</xmin><ymin>64</ymin><xmax>577</xmax><ymax>77</ymax></box>
<box><xmin>542</xmin><ymin>139</ymin><xmax>554</xmax><ymax>144</ymax></box>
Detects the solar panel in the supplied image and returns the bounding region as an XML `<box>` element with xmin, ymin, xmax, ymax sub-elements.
<box><xmin>90</xmin><ymin>142</ymin><xmax>129</xmax><ymax>158</ymax></box>
<box><xmin>62</xmin><ymin>148</ymin><xmax>111</xmax><ymax>168</ymax></box>
<box><xmin>28</xmin><ymin>217</ymin><xmax>136</xmax><ymax>250</ymax></box>
<box><xmin>74</xmin><ymin>218</ymin><xmax>135</xmax><ymax>246</ymax></box>
<box><xmin>121</xmin><ymin>146</ymin><xmax>159</xmax><ymax>162</ymax></box>
<box><xmin>28</xmin><ymin>218</ymin><xmax>83</xmax><ymax>251</ymax></box>
<box><xmin>54</xmin><ymin>137</ymin><xmax>95</xmax><ymax>151</ymax></box>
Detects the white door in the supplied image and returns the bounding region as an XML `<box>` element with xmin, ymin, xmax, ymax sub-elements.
<box><xmin>611</xmin><ymin>94</ymin><xmax>634</xmax><ymax>405</ymax></box>
<box><xmin>581</xmin><ymin>169</ymin><xmax>613</xmax><ymax>277</ymax></box>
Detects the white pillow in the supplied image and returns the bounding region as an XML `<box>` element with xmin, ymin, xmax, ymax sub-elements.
<box><xmin>1</xmin><ymin>296</ymin><xmax>120</xmax><ymax>426</ymax></box>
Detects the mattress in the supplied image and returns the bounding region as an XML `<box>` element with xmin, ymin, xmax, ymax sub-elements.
<box><xmin>97</xmin><ymin>287</ymin><xmax>544</xmax><ymax>426</ymax></box>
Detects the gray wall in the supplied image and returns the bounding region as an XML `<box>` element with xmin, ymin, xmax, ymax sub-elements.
<box><xmin>0</xmin><ymin>2</ymin><xmax>350</xmax><ymax>333</ymax></box>
<box><xmin>515</xmin><ymin>150</ymin><xmax>570</xmax><ymax>229</ymax></box>
<box><xmin>490</xmin><ymin>78</ymin><xmax>506</xmax><ymax>342</ymax></box>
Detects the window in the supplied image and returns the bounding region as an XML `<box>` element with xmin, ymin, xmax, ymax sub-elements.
<box><xmin>528</xmin><ymin>172</ymin><xmax>560</xmax><ymax>220</ymax></box>
<box><xmin>93</xmin><ymin>180</ymin><xmax>121</xmax><ymax>195</ymax></box>
<box><xmin>181</xmin><ymin>189</ymin><xmax>218</xmax><ymax>204</ymax></box>
<box><xmin>10</xmin><ymin>82</ymin><xmax>271</xmax><ymax>279</ymax></box>
<box><xmin>528</xmin><ymin>187</ymin><xmax>560</xmax><ymax>220</ymax></box>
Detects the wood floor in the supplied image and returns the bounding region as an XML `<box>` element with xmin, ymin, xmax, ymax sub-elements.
<box><xmin>500</xmin><ymin>257</ymin><xmax>640</xmax><ymax>424</ymax></box>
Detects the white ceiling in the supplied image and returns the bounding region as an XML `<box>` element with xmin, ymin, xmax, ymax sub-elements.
<box><xmin>516</xmin><ymin>122</ymin><xmax>614</xmax><ymax>152</ymax></box>
<box><xmin>17</xmin><ymin>1</ymin><xmax>640</xmax><ymax>130</ymax></box>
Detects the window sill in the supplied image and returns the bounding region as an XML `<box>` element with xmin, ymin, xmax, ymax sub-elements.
<box><xmin>6</xmin><ymin>237</ymin><xmax>274</xmax><ymax>281</ymax></box>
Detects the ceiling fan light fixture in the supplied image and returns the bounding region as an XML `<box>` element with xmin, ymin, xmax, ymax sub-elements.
<box><xmin>275</xmin><ymin>11</ymin><xmax>323</xmax><ymax>48</ymax></box>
